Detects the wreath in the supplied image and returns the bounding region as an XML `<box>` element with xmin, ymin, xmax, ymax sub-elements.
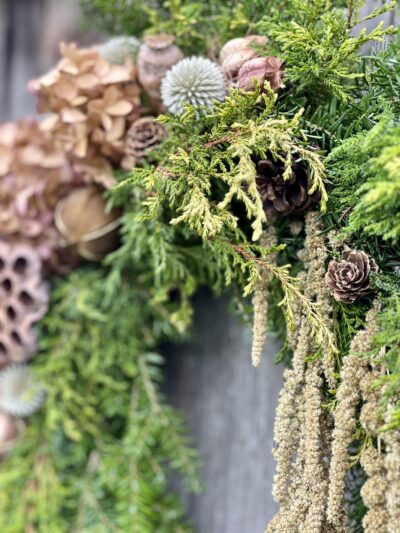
<box><xmin>0</xmin><ymin>0</ymin><xmax>399</xmax><ymax>531</ymax></box>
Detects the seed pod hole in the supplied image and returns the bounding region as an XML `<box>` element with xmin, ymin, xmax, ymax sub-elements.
<box><xmin>13</xmin><ymin>257</ymin><xmax>28</xmax><ymax>275</ymax></box>
<box><xmin>6</xmin><ymin>307</ymin><xmax>16</xmax><ymax>321</ymax></box>
<box><xmin>11</xmin><ymin>331</ymin><xmax>23</xmax><ymax>347</ymax></box>
<box><xmin>19</xmin><ymin>291</ymin><xmax>34</xmax><ymax>307</ymax></box>
<box><xmin>1</xmin><ymin>279</ymin><xmax>12</xmax><ymax>293</ymax></box>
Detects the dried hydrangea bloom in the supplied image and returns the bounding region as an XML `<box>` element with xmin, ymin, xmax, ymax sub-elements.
<box><xmin>0</xmin><ymin>119</ymin><xmax>80</xmax><ymax>273</ymax></box>
<box><xmin>30</xmin><ymin>42</ymin><xmax>141</xmax><ymax>174</ymax></box>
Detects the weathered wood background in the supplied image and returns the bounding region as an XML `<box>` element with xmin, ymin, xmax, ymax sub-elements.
<box><xmin>0</xmin><ymin>1</ymin><xmax>393</xmax><ymax>532</ymax></box>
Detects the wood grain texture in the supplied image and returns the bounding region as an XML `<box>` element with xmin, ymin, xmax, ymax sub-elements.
<box><xmin>0</xmin><ymin>0</ymin><xmax>95</xmax><ymax>122</ymax></box>
<box><xmin>164</xmin><ymin>291</ymin><xmax>282</xmax><ymax>533</ymax></box>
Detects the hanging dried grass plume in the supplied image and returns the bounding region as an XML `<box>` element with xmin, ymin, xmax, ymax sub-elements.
<box><xmin>251</xmin><ymin>224</ymin><xmax>277</xmax><ymax>367</ymax></box>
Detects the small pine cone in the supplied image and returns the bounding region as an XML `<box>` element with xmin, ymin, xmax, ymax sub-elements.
<box><xmin>256</xmin><ymin>158</ymin><xmax>321</xmax><ymax>217</ymax></box>
<box><xmin>0</xmin><ymin>241</ymin><xmax>49</xmax><ymax>366</ymax></box>
<box><xmin>325</xmin><ymin>251</ymin><xmax>378</xmax><ymax>304</ymax></box>
<box><xmin>123</xmin><ymin>116</ymin><xmax>167</xmax><ymax>168</ymax></box>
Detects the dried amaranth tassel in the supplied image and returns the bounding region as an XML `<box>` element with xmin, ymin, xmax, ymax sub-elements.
<box><xmin>251</xmin><ymin>224</ymin><xmax>277</xmax><ymax>367</ymax></box>
<box><xmin>327</xmin><ymin>301</ymin><xmax>380</xmax><ymax>527</ymax></box>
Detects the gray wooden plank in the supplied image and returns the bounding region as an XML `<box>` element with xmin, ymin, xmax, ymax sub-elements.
<box><xmin>164</xmin><ymin>291</ymin><xmax>282</xmax><ymax>533</ymax></box>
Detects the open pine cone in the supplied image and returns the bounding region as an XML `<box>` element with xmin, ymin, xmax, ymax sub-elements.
<box><xmin>325</xmin><ymin>250</ymin><xmax>379</xmax><ymax>303</ymax></box>
<box><xmin>122</xmin><ymin>117</ymin><xmax>167</xmax><ymax>168</ymax></box>
<box><xmin>256</xmin><ymin>158</ymin><xmax>321</xmax><ymax>217</ymax></box>
<box><xmin>0</xmin><ymin>241</ymin><xmax>49</xmax><ymax>366</ymax></box>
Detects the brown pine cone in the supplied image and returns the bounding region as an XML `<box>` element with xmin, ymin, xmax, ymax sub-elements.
<box><xmin>325</xmin><ymin>251</ymin><xmax>379</xmax><ymax>304</ymax></box>
<box><xmin>256</xmin><ymin>158</ymin><xmax>321</xmax><ymax>217</ymax></box>
<box><xmin>122</xmin><ymin>116</ymin><xmax>167</xmax><ymax>168</ymax></box>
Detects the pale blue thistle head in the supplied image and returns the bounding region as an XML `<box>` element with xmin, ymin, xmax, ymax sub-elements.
<box><xmin>161</xmin><ymin>56</ymin><xmax>226</xmax><ymax>115</ymax></box>
<box><xmin>98</xmin><ymin>36</ymin><xmax>141</xmax><ymax>65</ymax></box>
<box><xmin>0</xmin><ymin>365</ymin><xmax>45</xmax><ymax>417</ymax></box>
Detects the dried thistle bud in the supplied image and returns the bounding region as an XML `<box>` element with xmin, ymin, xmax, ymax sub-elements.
<box><xmin>161</xmin><ymin>57</ymin><xmax>226</xmax><ymax>115</ymax></box>
<box><xmin>98</xmin><ymin>36</ymin><xmax>141</xmax><ymax>65</ymax></box>
<box><xmin>0</xmin><ymin>364</ymin><xmax>45</xmax><ymax>418</ymax></box>
<box><xmin>137</xmin><ymin>34</ymin><xmax>183</xmax><ymax>110</ymax></box>
<box><xmin>325</xmin><ymin>251</ymin><xmax>379</xmax><ymax>304</ymax></box>
<box><xmin>219</xmin><ymin>35</ymin><xmax>268</xmax><ymax>81</ymax></box>
<box><xmin>237</xmin><ymin>56</ymin><xmax>285</xmax><ymax>92</ymax></box>
<box><xmin>122</xmin><ymin>116</ymin><xmax>167</xmax><ymax>169</ymax></box>
<box><xmin>54</xmin><ymin>185</ymin><xmax>121</xmax><ymax>262</ymax></box>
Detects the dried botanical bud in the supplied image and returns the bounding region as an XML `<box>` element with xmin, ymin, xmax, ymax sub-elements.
<box><xmin>256</xmin><ymin>158</ymin><xmax>321</xmax><ymax>217</ymax></box>
<box><xmin>122</xmin><ymin>116</ymin><xmax>167</xmax><ymax>169</ymax></box>
<box><xmin>0</xmin><ymin>412</ymin><xmax>18</xmax><ymax>455</ymax></box>
<box><xmin>219</xmin><ymin>35</ymin><xmax>268</xmax><ymax>81</ymax></box>
<box><xmin>237</xmin><ymin>56</ymin><xmax>285</xmax><ymax>92</ymax></box>
<box><xmin>325</xmin><ymin>251</ymin><xmax>379</xmax><ymax>304</ymax></box>
<box><xmin>98</xmin><ymin>36</ymin><xmax>141</xmax><ymax>65</ymax></box>
<box><xmin>54</xmin><ymin>185</ymin><xmax>121</xmax><ymax>261</ymax></box>
<box><xmin>137</xmin><ymin>34</ymin><xmax>183</xmax><ymax>111</ymax></box>
<box><xmin>0</xmin><ymin>365</ymin><xmax>45</xmax><ymax>418</ymax></box>
<box><xmin>161</xmin><ymin>57</ymin><xmax>226</xmax><ymax>115</ymax></box>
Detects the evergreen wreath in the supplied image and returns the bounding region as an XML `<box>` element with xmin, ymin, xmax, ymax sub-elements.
<box><xmin>0</xmin><ymin>0</ymin><xmax>399</xmax><ymax>531</ymax></box>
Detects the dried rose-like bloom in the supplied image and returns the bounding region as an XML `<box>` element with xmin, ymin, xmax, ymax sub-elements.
<box><xmin>325</xmin><ymin>251</ymin><xmax>379</xmax><ymax>303</ymax></box>
<box><xmin>219</xmin><ymin>35</ymin><xmax>268</xmax><ymax>82</ymax></box>
<box><xmin>237</xmin><ymin>56</ymin><xmax>285</xmax><ymax>92</ymax></box>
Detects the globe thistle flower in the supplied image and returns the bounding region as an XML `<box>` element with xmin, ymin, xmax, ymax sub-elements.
<box><xmin>98</xmin><ymin>36</ymin><xmax>141</xmax><ymax>65</ymax></box>
<box><xmin>161</xmin><ymin>56</ymin><xmax>226</xmax><ymax>114</ymax></box>
<box><xmin>0</xmin><ymin>365</ymin><xmax>45</xmax><ymax>417</ymax></box>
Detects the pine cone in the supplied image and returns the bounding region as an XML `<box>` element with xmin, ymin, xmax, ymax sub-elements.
<box><xmin>0</xmin><ymin>241</ymin><xmax>49</xmax><ymax>366</ymax></box>
<box><xmin>256</xmin><ymin>159</ymin><xmax>321</xmax><ymax>217</ymax></box>
<box><xmin>123</xmin><ymin>117</ymin><xmax>167</xmax><ymax>168</ymax></box>
<box><xmin>325</xmin><ymin>251</ymin><xmax>379</xmax><ymax>303</ymax></box>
